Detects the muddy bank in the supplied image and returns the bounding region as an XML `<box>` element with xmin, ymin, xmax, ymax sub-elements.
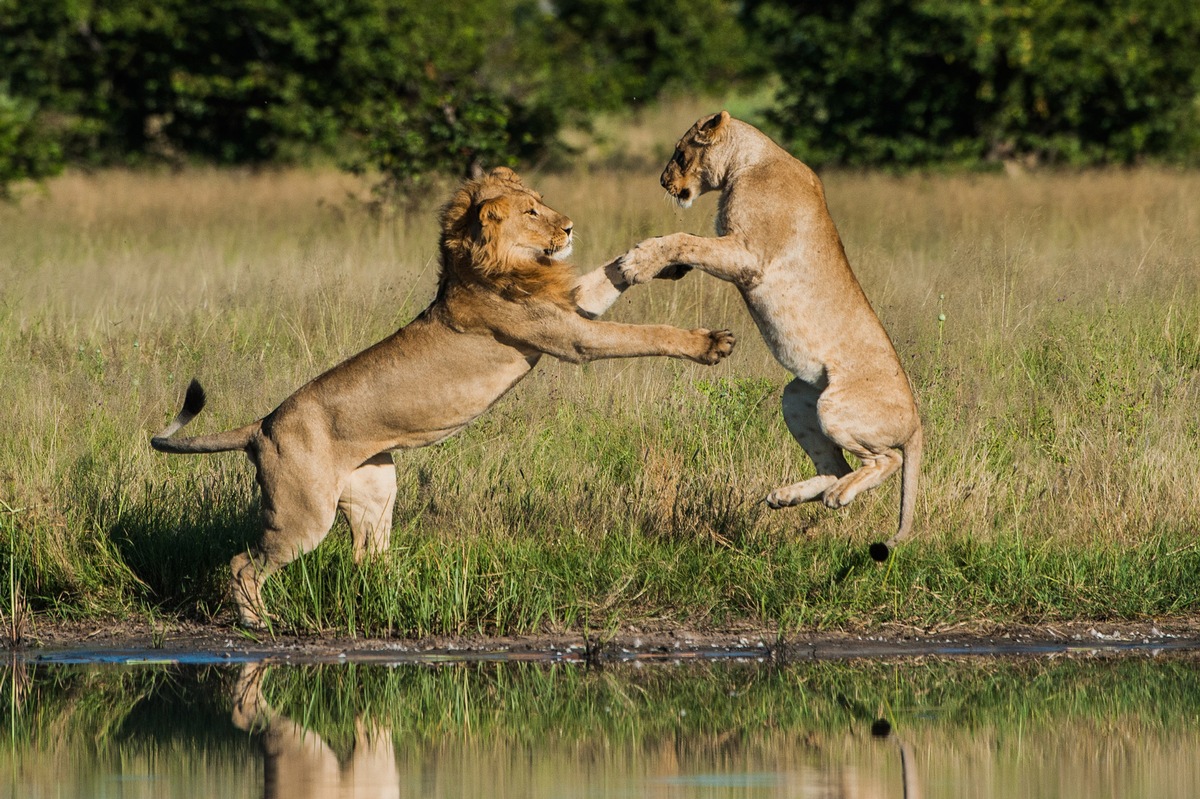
<box><xmin>9</xmin><ymin>617</ymin><xmax>1200</xmax><ymax>665</ymax></box>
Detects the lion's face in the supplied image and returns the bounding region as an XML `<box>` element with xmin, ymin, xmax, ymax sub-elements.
<box><xmin>660</xmin><ymin>110</ymin><xmax>730</xmax><ymax>209</ymax></box>
<box><xmin>478</xmin><ymin>190</ymin><xmax>574</xmax><ymax>264</ymax></box>
<box><xmin>438</xmin><ymin>167</ymin><xmax>578</xmax><ymax>305</ymax></box>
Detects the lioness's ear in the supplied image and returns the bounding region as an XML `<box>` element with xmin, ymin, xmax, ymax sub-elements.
<box><xmin>695</xmin><ymin>110</ymin><xmax>730</xmax><ymax>144</ymax></box>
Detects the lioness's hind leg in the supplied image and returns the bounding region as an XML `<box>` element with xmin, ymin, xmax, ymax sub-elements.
<box><xmin>766</xmin><ymin>379</ymin><xmax>851</xmax><ymax>508</ymax></box>
<box><xmin>339</xmin><ymin>452</ymin><xmax>397</xmax><ymax>562</ymax></box>
<box><xmin>821</xmin><ymin>447</ymin><xmax>903</xmax><ymax>509</ymax></box>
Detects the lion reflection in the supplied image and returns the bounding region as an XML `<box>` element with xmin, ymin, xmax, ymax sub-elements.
<box><xmin>228</xmin><ymin>663</ymin><xmax>920</xmax><ymax>799</ymax></box>
<box><xmin>231</xmin><ymin>662</ymin><xmax>399</xmax><ymax>799</ymax></box>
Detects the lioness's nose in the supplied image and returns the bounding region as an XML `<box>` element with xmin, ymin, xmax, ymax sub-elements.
<box><xmin>563</xmin><ymin>224</ymin><xmax>573</xmax><ymax>237</ymax></box>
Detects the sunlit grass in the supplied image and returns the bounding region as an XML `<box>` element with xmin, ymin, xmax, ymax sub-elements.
<box><xmin>1</xmin><ymin>146</ymin><xmax>1199</xmax><ymax>634</ymax></box>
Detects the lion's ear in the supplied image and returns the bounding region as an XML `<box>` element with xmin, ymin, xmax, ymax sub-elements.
<box><xmin>695</xmin><ymin>110</ymin><xmax>730</xmax><ymax>145</ymax></box>
<box><xmin>479</xmin><ymin>197</ymin><xmax>509</xmax><ymax>225</ymax></box>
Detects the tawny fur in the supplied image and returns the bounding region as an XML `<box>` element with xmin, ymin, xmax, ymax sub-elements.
<box><xmin>152</xmin><ymin>167</ymin><xmax>735</xmax><ymax>628</ymax></box>
<box><xmin>619</xmin><ymin>112</ymin><xmax>922</xmax><ymax>551</ymax></box>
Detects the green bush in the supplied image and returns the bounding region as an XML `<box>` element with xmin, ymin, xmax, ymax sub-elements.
<box><xmin>0</xmin><ymin>87</ymin><xmax>63</xmax><ymax>197</ymax></box>
<box><xmin>745</xmin><ymin>0</ymin><xmax>1200</xmax><ymax>167</ymax></box>
<box><xmin>550</xmin><ymin>0</ymin><xmax>766</xmax><ymax>112</ymax></box>
<box><xmin>0</xmin><ymin>0</ymin><xmax>563</xmax><ymax>181</ymax></box>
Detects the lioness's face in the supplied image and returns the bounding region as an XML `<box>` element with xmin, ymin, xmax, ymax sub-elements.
<box><xmin>480</xmin><ymin>191</ymin><xmax>574</xmax><ymax>262</ymax></box>
<box><xmin>660</xmin><ymin>111</ymin><xmax>726</xmax><ymax>208</ymax></box>
<box><xmin>661</xmin><ymin>143</ymin><xmax>704</xmax><ymax>209</ymax></box>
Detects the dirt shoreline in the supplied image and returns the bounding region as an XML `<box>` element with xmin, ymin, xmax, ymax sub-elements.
<box><xmin>9</xmin><ymin>617</ymin><xmax>1200</xmax><ymax>665</ymax></box>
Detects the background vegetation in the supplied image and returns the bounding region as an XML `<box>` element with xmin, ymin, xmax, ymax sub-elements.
<box><xmin>1</xmin><ymin>97</ymin><xmax>1198</xmax><ymax>635</ymax></box>
<box><xmin>745</xmin><ymin>0</ymin><xmax>1200</xmax><ymax>167</ymax></box>
<box><xmin>2</xmin><ymin>0</ymin><xmax>1199</xmax><ymax>197</ymax></box>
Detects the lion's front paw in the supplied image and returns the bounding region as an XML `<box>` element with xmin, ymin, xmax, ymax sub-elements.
<box><xmin>692</xmin><ymin>328</ymin><xmax>736</xmax><ymax>365</ymax></box>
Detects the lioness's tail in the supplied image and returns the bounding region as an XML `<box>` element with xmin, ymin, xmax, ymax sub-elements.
<box><xmin>151</xmin><ymin>379</ymin><xmax>258</xmax><ymax>454</ymax></box>
<box><xmin>869</xmin><ymin>423</ymin><xmax>923</xmax><ymax>562</ymax></box>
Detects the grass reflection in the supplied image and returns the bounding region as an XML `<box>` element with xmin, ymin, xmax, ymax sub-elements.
<box><xmin>2</xmin><ymin>653</ymin><xmax>1200</xmax><ymax>797</ymax></box>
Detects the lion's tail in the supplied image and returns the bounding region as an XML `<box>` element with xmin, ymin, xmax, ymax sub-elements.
<box><xmin>150</xmin><ymin>379</ymin><xmax>258</xmax><ymax>454</ymax></box>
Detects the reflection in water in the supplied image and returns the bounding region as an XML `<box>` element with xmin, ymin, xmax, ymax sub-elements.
<box><xmin>872</xmin><ymin>719</ymin><xmax>922</xmax><ymax>799</ymax></box>
<box><xmin>232</xmin><ymin>662</ymin><xmax>399</xmax><ymax>799</ymax></box>
<box><xmin>2</xmin><ymin>653</ymin><xmax>1199</xmax><ymax>798</ymax></box>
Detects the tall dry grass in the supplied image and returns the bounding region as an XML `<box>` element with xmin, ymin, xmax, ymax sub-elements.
<box><xmin>1</xmin><ymin>125</ymin><xmax>1199</xmax><ymax>631</ymax></box>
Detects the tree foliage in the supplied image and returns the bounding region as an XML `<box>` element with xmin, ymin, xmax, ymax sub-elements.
<box><xmin>745</xmin><ymin>0</ymin><xmax>1200</xmax><ymax>167</ymax></box>
<box><xmin>1</xmin><ymin>0</ymin><xmax>1198</xmax><ymax>196</ymax></box>
<box><xmin>550</xmin><ymin>0</ymin><xmax>766</xmax><ymax>111</ymax></box>
<box><xmin>0</xmin><ymin>86</ymin><xmax>63</xmax><ymax>196</ymax></box>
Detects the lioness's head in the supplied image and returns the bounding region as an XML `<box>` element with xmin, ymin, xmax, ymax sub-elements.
<box><xmin>438</xmin><ymin>167</ymin><xmax>576</xmax><ymax>304</ymax></box>
<box><xmin>661</xmin><ymin>110</ymin><xmax>733</xmax><ymax>208</ymax></box>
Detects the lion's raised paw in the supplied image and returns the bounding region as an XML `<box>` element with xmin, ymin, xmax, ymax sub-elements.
<box><xmin>694</xmin><ymin>328</ymin><xmax>736</xmax><ymax>365</ymax></box>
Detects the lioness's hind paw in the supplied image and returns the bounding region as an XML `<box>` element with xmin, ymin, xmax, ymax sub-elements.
<box><xmin>764</xmin><ymin>491</ymin><xmax>790</xmax><ymax>509</ymax></box>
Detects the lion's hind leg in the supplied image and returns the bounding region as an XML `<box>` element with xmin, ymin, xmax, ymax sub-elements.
<box><xmin>765</xmin><ymin>379</ymin><xmax>852</xmax><ymax>508</ymax></box>
<box><xmin>339</xmin><ymin>452</ymin><xmax>397</xmax><ymax>562</ymax></box>
<box><xmin>233</xmin><ymin>454</ymin><xmax>342</xmax><ymax>629</ymax></box>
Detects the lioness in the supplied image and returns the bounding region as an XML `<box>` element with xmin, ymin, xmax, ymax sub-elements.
<box><xmin>152</xmin><ymin>167</ymin><xmax>735</xmax><ymax>627</ymax></box>
<box><xmin>619</xmin><ymin>112</ymin><xmax>922</xmax><ymax>560</ymax></box>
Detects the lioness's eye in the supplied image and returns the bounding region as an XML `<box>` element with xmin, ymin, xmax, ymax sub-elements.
<box><xmin>526</xmin><ymin>208</ymin><xmax>539</xmax><ymax>216</ymax></box>
<box><xmin>673</xmin><ymin>150</ymin><xmax>686</xmax><ymax>168</ymax></box>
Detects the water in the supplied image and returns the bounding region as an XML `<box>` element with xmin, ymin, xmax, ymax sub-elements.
<box><xmin>3</xmin><ymin>649</ymin><xmax>1200</xmax><ymax>798</ymax></box>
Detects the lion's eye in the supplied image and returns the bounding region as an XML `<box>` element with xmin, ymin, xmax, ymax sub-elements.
<box><xmin>526</xmin><ymin>208</ymin><xmax>539</xmax><ymax>217</ymax></box>
<box><xmin>673</xmin><ymin>150</ymin><xmax>686</xmax><ymax>168</ymax></box>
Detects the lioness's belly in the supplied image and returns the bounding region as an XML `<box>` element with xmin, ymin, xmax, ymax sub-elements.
<box><xmin>742</xmin><ymin>276</ymin><xmax>901</xmax><ymax>389</ymax></box>
<box><xmin>741</xmin><ymin>286</ymin><xmax>828</xmax><ymax>384</ymax></box>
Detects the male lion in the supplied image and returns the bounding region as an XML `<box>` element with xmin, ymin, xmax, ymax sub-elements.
<box><xmin>619</xmin><ymin>112</ymin><xmax>922</xmax><ymax>560</ymax></box>
<box><xmin>152</xmin><ymin>167</ymin><xmax>735</xmax><ymax>627</ymax></box>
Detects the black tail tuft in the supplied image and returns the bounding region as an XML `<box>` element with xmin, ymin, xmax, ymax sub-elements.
<box><xmin>869</xmin><ymin>542</ymin><xmax>891</xmax><ymax>562</ymax></box>
<box><xmin>184</xmin><ymin>379</ymin><xmax>207</xmax><ymax>415</ymax></box>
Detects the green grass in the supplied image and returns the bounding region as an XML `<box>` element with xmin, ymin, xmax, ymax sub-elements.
<box><xmin>1</xmin><ymin>139</ymin><xmax>1199</xmax><ymax>636</ymax></box>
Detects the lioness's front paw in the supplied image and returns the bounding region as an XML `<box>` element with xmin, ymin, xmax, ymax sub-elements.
<box><xmin>618</xmin><ymin>240</ymin><xmax>668</xmax><ymax>285</ymax></box>
<box><xmin>692</xmin><ymin>328</ymin><xmax>736</xmax><ymax>365</ymax></box>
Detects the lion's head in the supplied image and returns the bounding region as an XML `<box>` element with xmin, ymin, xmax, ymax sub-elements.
<box><xmin>438</xmin><ymin>167</ymin><xmax>576</xmax><ymax>307</ymax></box>
<box><xmin>660</xmin><ymin>110</ymin><xmax>732</xmax><ymax>209</ymax></box>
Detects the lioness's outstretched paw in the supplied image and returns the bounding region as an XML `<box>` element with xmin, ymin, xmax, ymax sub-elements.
<box><xmin>692</xmin><ymin>328</ymin><xmax>736</xmax><ymax>365</ymax></box>
<box><xmin>618</xmin><ymin>241</ymin><xmax>668</xmax><ymax>285</ymax></box>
